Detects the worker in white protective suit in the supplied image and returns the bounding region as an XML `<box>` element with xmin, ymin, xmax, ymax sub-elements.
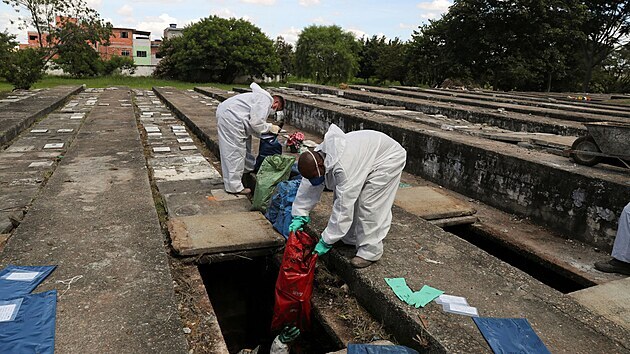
<box><xmin>216</xmin><ymin>83</ymin><xmax>285</xmax><ymax>194</ymax></box>
<box><xmin>289</xmin><ymin>124</ymin><xmax>407</xmax><ymax>268</ymax></box>
<box><xmin>594</xmin><ymin>201</ymin><xmax>630</xmax><ymax>275</ymax></box>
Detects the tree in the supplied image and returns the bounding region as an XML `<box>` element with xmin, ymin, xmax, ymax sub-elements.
<box><xmin>0</xmin><ymin>31</ymin><xmax>16</xmax><ymax>65</ymax></box>
<box><xmin>374</xmin><ymin>38</ymin><xmax>409</xmax><ymax>84</ymax></box>
<box><xmin>53</xmin><ymin>21</ymin><xmax>104</xmax><ymax>77</ymax></box>
<box><xmin>155</xmin><ymin>16</ymin><xmax>280</xmax><ymax>83</ymax></box>
<box><xmin>356</xmin><ymin>35</ymin><xmax>386</xmax><ymax>84</ymax></box>
<box><xmin>3</xmin><ymin>48</ymin><xmax>45</xmax><ymax>89</ymax></box>
<box><xmin>3</xmin><ymin>0</ymin><xmax>112</xmax><ymax>64</ymax></box>
<box><xmin>294</xmin><ymin>25</ymin><xmax>361</xmax><ymax>84</ymax></box>
<box><xmin>101</xmin><ymin>55</ymin><xmax>136</xmax><ymax>76</ymax></box>
<box><xmin>407</xmin><ymin>0</ymin><xmax>584</xmax><ymax>91</ymax></box>
<box><xmin>274</xmin><ymin>36</ymin><xmax>294</xmax><ymax>82</ymax></box>
<box><xmin>578</xmin><ymin>0</ymin><xmax>630</xmax><ymax>91</ymax></box>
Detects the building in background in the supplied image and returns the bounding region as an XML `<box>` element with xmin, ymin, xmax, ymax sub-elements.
<box><xmin>164</xmin><ymin>24</ymin><xmax>183</xmax><ymax>39</ymax></box>
<box><xmin>20</xmin><ymin>20</ymin><xmax>186</xmax><ymax>76</ymax></box>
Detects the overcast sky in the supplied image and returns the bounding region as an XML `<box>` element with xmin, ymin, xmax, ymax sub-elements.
<box><xmin>1</xmin><ymin>0</ymin><xmax>452</xmax><ymax>44</ymax></box>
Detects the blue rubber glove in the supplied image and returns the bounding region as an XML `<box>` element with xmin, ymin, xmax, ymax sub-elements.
<box><xmin>278</xmin><ymin>326</ymin><xmax>300</xmax><ymax>344</ymax></box>
<box><xmin>289</xmin><ymin>216</ymin><xmax>310</xmax><ymax>232</ymax></box>
<box><xmin>314</xmin><ymin>238</ymin><xmax>333</xmax><ymax>255</ymax></box>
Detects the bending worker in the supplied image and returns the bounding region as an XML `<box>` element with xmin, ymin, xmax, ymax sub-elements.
<box><xmin>595</xmin><ymin>201</ymin><xmax>630</xmax><ymax>275</ymax></box>
<box><xmin>289</xmin><ymin>124</ymin><xmax>407</xmax><ymax>268</ymax></box>
<box><xmin>216</xmin><ymin>83</ymin><xmax>284</xmax><ymax>195</ymax></box>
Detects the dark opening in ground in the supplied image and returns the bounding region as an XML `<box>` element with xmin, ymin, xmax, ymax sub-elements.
<box><xmin>199</xmin><ymin>257</ymin><xmax>339</xmax><ymax>354</ymax></box>
<box><xmin>444</xmin><ymin>225</ymin><xmax>589</xmax><ymax>294</ymax></box>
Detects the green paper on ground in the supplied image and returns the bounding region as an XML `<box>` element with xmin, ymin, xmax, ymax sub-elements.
<box><xmin>385</xmin><ymin>278</ymin><xmax>414</xmax><ymax>302</ymax></box>
<box><xmin>408</xmin><ymin>285</ymin><xmax>444</xmax><ymax>308</ymax></box>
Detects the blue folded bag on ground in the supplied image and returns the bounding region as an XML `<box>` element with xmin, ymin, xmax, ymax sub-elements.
<box><xmin>348</xmin><ymin>343</ymin><xmax>419</xmax><ymax>354</ymax></box>
<box><xmin>265</xmin><ymin>179</ymin><xmax>301</xmax><ymax>239</ymax></box>
<box><xmin>0</xmin><ymin>290</ymin><xmax>57</xmax><ymax>354</ymax></box>
<box><xmin>473</xmin><ymin>317</ymin><xmax>551</xmax><ymax>354</ymax></box>
<box><xmin>0</xmin><ymin>265</ymin><xmax>56</xmax><ymax>299</ymax></box>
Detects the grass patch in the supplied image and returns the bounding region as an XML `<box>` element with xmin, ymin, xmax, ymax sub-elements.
<box><xmin>0</xmin><ymin>75</ymin><xmax>246</xmax><ymax>92</ymax></box>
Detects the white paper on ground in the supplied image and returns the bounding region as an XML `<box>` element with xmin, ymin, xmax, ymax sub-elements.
<box><xmin>0</xmin><ymin>298</ymin><xmax>23</xmax><ymax>322</ymax></box>
<box><xmin>0</xmin><ymin>304</ymin><xmax>17</xmax><ymax>322</ymax></box>
<box><xmin>435</xmin><ymin>294</ymin><xmax>469</xmax><ymax>306</ymax></box>
<box><xmin>5</xmin><ymin>271</ymin><xmax>40</xmax><ymax>281</ymax></box>
<box><xmin>442</xmin><ymin>303</ymin><xmax>479</xmax><ymax>317</ymax></box>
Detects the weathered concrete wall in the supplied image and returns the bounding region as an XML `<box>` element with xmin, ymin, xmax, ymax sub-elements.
<box><xmin>284</xmin><ymin>96</ymin><xmax>629</xmax><ymax>251</ymax></box>
<box><xmin>352</xmin><ymin>85</ymin><xmax>630</xmax><ymax>120</ymax></box>
<box><xmin>195</xmin><ymin>85</ymin><xmax>630</xmax><ymax>251</ymax></box>
<box><xmin>291</xmin><ymin>83</ymin><xmax>586</xmax><ymax>136</ymax></box>
<box><xmin>0</xmin><ymin>85</ymin><xmax>83</xmax><ymax>148</ymax></box>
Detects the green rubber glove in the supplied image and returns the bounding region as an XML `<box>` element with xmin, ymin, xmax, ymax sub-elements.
<box><xmin>314</xmin><ymin>238</ymin><xmax>333</xmax><ymax>255</ymax></box>
<box><xmin>289</xmin><ymin>216</ymin><xmax>310</xmax><ymax>232</ymax></box>
<box><xmin>278</xmin><ymin>326</ymin><xmax>300</xmax><ymax>344</ymax></box>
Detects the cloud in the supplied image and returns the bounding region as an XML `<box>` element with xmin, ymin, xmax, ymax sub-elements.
<box><xmin>85</xmin><ymin>0</ymin><xmax>103</xmax><ymax>10</ymax></box>
<box><xmin>117</xmin><ymin>5</ymin><xmax>134</xmax><ymax>18</ymax></box>
<box><xmin>399</xmin><ymin>23</ymin><xmax>416</xmax><ymax>29</ymax></box>
<box><xmin>277</xmin><ymin>26</ymin><xmax>301</xmax><ymax>44</ymax></box>
<box><xmin>299</xmin><ymin>0</ymin><xmax>320</xmax><ymax>6</ymax></box>
<box><xmin>239</xmin><ymin>0</ymin><xmax>276</xmax><ymax>5</ymax></box>
<box><xmin>0</xmin><ymin>12</ymin><xmax>27</xmax><ymax>43</ymax></box>
<box><xmin>417</xmin><ymin>0</ymin><xmax>452</xmax><ymax>12</ymax></box>
<box><xmin>210</xmin><ymin>8</ymin><xmax>252</xmax><ymax>22</ymax></box>
<box><xmin>347</xmin><ymin>28</ymin><xmax>366</xmax><ymax>39</ymax></box>
<box><xmin>135</xmin><ymin>14</ymin><xmax>197</xmax><ymax>39</ymax></box>
<box><xmin>311</xmin><ymin>17</ymin><xmax>328</xmax><ymax>25</ymax></box>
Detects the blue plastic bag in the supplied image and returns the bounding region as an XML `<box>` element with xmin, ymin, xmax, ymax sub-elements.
<box><xmin>265</xmin><ymin>179</ymin><xmax>301</xmax><ymax>239</ymax></box>
<box><xmin>0</xmin><ymin>290</ymin><xmax>57</xmax><ymax>354</ymax></box>
<box><xmin>254</xmin><ymin>135</ymin><xmax>283</xmax><ymax>172</ymax></box>
<box><xmin>348</xmin><ymin>343</ymin><xmax>419</xmax><ymax>354</ymax></box>
<box><xmin>473</xmin><ymin>317</ymin><xmax>551</xmax><ymax>354</ymax></box>
<box><xmin>0</xmin><ymin>265</ymin><xmax>56</xmax><ymax>299</ymax></box>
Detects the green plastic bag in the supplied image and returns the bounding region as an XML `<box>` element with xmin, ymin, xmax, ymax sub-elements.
<box><xmin>252</xmin><ymin>155</ymin><xmax>296</xmax><ymax>212</ymax></box>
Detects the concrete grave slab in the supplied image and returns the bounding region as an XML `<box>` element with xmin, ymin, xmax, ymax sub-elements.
<box><xmin>30</xmin><ymin>129</ymin><xmax>49</xmax><ymax>133</ymax></box>
<box><xmin>152</xmin><ymin>164</ymin><xmax>220</xmax><ymax>181</ymax></box>
<box><xmin>180</xmin><ymin>146</ymin><xmax>197</xmax><ymax>151</ymax></box>
<box><xmin>571</xmin><ymin>277</ymin><xmax>630</xmax><ymax>331</ymax></box>
<box><xmin>177</xmin><ymin>138</ymin><xmax>193</xmax><ymax>143</ymax></box>
<box><xmin>394</xmin><ymin>186</ymin><xmax>476</xmax><ymax>220</ymax></box>
<box><xmin>43</xmin><ymin>143</ymin><xmax>64</xmax><ymax>149</ymax></box>
<box><xmin>28</xmin><ymin>161</ymin><xmax>54</xmax><ymax>168</ymax></box>
<box><xmin>168</xmin><ymin>212</ymin><xmax>284</xmax><ymax>256</ymax></box>
<box><xmin>6</xmin><ymin>145</ymin><xmax>35</xmax><ymax>152</ymax></box>
<box><xmin>153</xmin><ymin>147</ymin><xmax>171</xmax><ymax>153</ymax></box>
<box><xmin>147</xmin><ymin>133</ymin><xmax>163</xmax><ymax>138</ymax></box>
<box><xmin>174</xmin><ymin>132</ymin><xmax>189</xmax><ymax>136</ymax></box>
<box><xmin>57</xmin><ymin>129</ymin><xmax>74</xmax><ymax>133</ymax></box>
<box><xmin>209</xmin><ymin>188</ymin><xmax>246</xmax><ymax>201</ymax></box>
<box><xmin>145</xmin><ymin>127</ymin><xmax>160</xmax><ymax>133</ymax></box>
<box><xmin>171</xmin><ymin>125</ymin><xmax>186</xmax><ymax>131</ymax></box>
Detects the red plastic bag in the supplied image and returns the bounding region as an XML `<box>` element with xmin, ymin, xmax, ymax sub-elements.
<box><xmin>271</xmin><ymin>230</ymin><xmax>318</xmax><ymax>331</ymax></box>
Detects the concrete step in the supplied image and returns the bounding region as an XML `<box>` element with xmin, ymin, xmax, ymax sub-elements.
<box><xmin>0</xmin><ymin>88</ymin><xmax>188</xmax><ymax>353</ymax></box>
<box><xmin>571</xmin><ymin>277</ymin><xmax>630</xmax><ymax>331</ymax></box>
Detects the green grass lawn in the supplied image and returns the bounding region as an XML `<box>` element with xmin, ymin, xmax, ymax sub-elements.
<box><xmin>0</xmin><ymin>76</ymin><xmax>245</xmax><ymax>92</ymax></box>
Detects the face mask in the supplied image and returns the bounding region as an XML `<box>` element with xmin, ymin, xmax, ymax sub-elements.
<box><xmin>309</xmin><ymin>175</ymin><xmax>325</xmax><ymax>186</ymax></box>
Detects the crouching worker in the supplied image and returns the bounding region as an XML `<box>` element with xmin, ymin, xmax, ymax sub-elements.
<box><xmin>595</xmin><ymin>202</ymin><xmax>630</xmax><ymax>275</ymax></box>
<box><xmin>216</xmin><ymin>83</ymin><xmax>285</xmax><ymax>195</ymax></box>
<box><xmin>289</xmin><ymin>124</ymin><xmax>407</xmax><ymax>268</ymax></box>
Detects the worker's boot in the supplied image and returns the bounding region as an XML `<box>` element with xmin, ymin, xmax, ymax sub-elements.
<box><xmin>594</xmin><ymin>258</ymin><xmax>630</xmax><ymax>275</ymax></box>
<box><xmin>351</xmin><ymin>256</ymin><xmax>375</xmax><ymax>269</ymax></box>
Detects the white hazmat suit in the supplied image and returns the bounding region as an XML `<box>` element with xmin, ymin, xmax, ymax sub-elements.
<box><xmin>611</xmin><ymin>202</ymin><xmax>630</xmax><ymax>263</ymax></box>
<box><xmin>292</xmin><ymin>124</ymin><xmax>407</xmax><ymax>261</ymax></box>
<box><xmin>216</xmin><ymin>83</ymin><xmax>275</xmax><ymax>193</ymax></box>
